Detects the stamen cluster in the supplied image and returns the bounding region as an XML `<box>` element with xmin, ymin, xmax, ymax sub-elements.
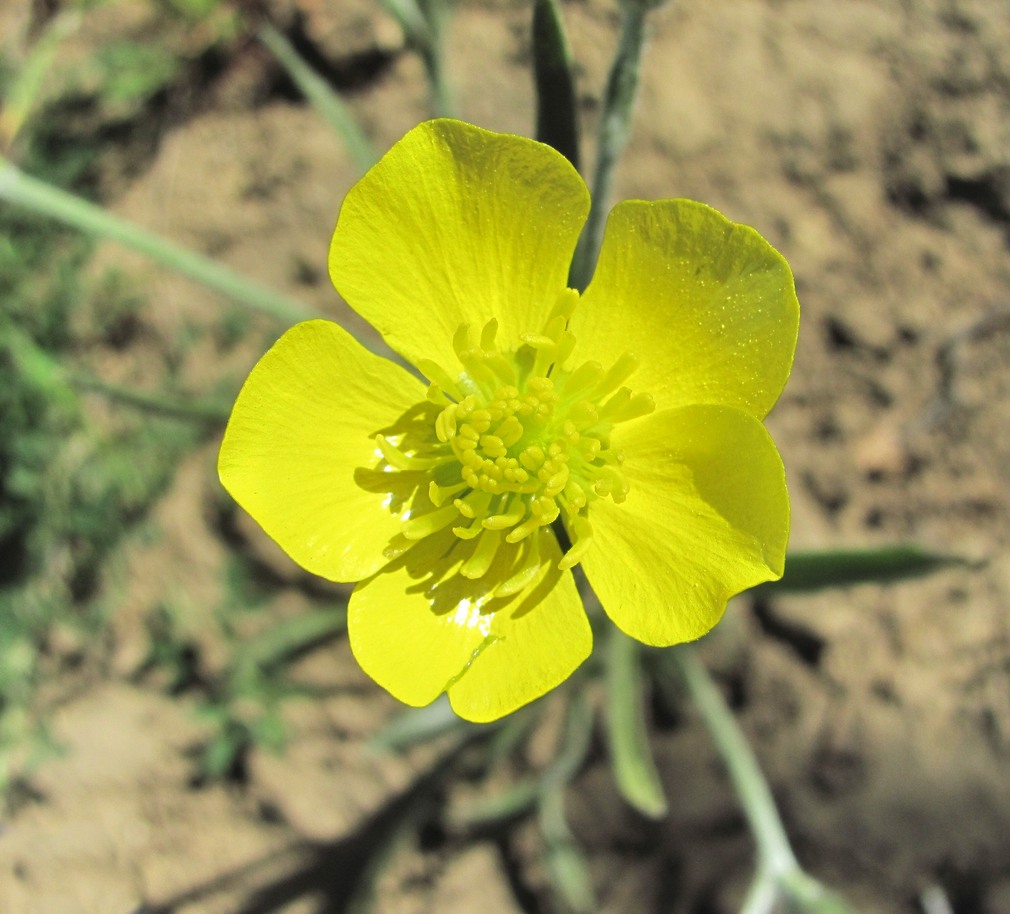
<box><xmin>374</xmin><ymin>290</ymin><xmax>654</xmax><ymax>599</ymax></box>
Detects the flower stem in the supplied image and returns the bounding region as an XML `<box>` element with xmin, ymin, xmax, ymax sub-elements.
<box><xmin>670</xmin><ymin>645</ymin><xmax>797</xmax><ymax>874</ymax></box>
<box><xmin>569</xmin><ymin>0</ymin><xmax>649</xmax><ymax>290</ymax></box>
<box><xmin>0</xmin><ymin>157</ymin><xmax>316</xmax><ymax>324</ymax></box>
<box><xmin>257</xmin><ymin>24</ymin><xmax>378</xmax><ymax>174</ymax></box>
<box><xmin>382</xmin><ymin>0</ymin><xmax>454</xmax><ymax>117</ymax></box>
<box><xmin>664</xmin><ymin>645</ymin><xmax>852</xmax><ymax>914</ymax></box>
<box><xmin>420</xmin><ymin>0</ymin><xmax>454</xmax><ymax>117</ymax></box>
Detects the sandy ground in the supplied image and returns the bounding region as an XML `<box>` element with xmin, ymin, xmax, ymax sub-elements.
<box><xmin>2</xmin><ymin>0</ymin><xmax>1010</xmax><ymax>912</ymax></box>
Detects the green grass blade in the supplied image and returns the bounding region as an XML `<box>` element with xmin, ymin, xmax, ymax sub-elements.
<box><xmin>540</xmin><ymin>787</ymin><xmax>596</xmax><ymax>914</ymax></box>
<box><xmin>381</xmin><ymin>0</ymin><xmax>453</xmax><ymax>116</ymax></box>
<box><xmin>0</xmin><ymin>11</ymin><xmax>81</xmax><ymax>148</ymax></box>
<box><xmin>532</xmin><ymin>0</ymin><xmax>580</xmax><ymax>171</ymax></box>
<box><xmin>0</xmin><ymin>157</ymin><xmax>315</xmax><ymax>323</ymax></box>
<box><xmin>238</xmin><ymin>606</ymin><xmax>348</xmax><ymax>672</ymax></box>
<box><xmin>758</xmin><ymin>545</ymin><xmax>969</xmax><ymax>594</ymax></box>
<box><xmin>381</xmin><ymin>0</ymin><xmax>433</xmax><ymax>50</ymax></box>
<box><xmin>450</xmin><ymin>779</ymin><xmax>541</xmax><ymax>829</ymax></box>
<box><xmin>370</xmin><ymin>694</ymin><xmax>480</xmax><ymax>751</ymax></box>
<box><xmin>69</xmin><ymin>373</ymin><xmax>231</xmax><ymax>423</ymax></box>
<box><xmin>604</xmin><ymin>631</ymin><xmax>668</xmax><ymax>818</ymax></box>
<box><xmin>257</xmin><ymin>24</ymin><xmax>377</xmax><ymax>174</ymax></box>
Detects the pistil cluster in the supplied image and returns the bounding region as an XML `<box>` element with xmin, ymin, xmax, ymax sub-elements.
<box><xmin>372</xmin><ymin>290</ymin><xmax>654</xmax><ymax>601</ymax></box>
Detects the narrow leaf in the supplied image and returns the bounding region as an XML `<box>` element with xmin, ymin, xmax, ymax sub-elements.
<box><xmin>382</xmin><ymin>0</ymin><xmax>453</xmax><ymax>116</ymax></box>
<box><xmin>758</xmin><ymin>546</ymin><xmax>969</xmax><ymax>595</ymax></box>
<box><xmin>370</xmin><ymin>694</ymin><xmax>479</xmax><ymax>751</ymax></box>
<box><xmin>605</xmin><ymin>631</ymin><xmax>667</xmax><ymax>818</ymax></box>
<box><xmin>381</xmin><ymin>0</ymin><xmax>433</xmax><ymax>51</ymax></box>
<box><xmin>238</xmin><ymin>607</ymin><xmax>348</xmax><ymax>671</ymax></box>
<box><xmin>0</xmin><ymin>158</ymin><xmax>315</xmax><ymax>323</ymax></box>
<box><xmin>532</xmin><ymin>0</ymin><xmax>580</xmax><ymax>171</ymax></box>
<box><xmin>450</xmin><ymin>780</ymin><xmax>540</xmax><ymax>829</ymax></box>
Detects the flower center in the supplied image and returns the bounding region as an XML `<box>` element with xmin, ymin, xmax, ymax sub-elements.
<box><xmin>371</xmin><ymin>289</ymin><xmax>654</xmax><ymax>599</ymax></box>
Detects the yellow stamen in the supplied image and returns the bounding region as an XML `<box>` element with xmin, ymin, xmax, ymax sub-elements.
<box><xmin>461</xmin><ymin>528</ymin><xmax>502</xmax><ymax>579</ymax></box>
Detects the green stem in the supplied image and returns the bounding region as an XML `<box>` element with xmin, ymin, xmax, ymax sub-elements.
<box><xmin>235</xmin><ymin>606</ymin><xmax>347</xmax><ymax>673</ymax></box>
<box><xmin>0</xmin><ymin>157</ymin><xmax>315</xmax><ymax>324</ymax></box>
<box><xmin>670</xmin><ymin>645</ymin><xmax>797</xmax><ymax>875</ymax></box>
<box><xmin>420</xmin><ymin>0</ymin><xmax>454</xmax><ymax>117</ymax></box>
<box><xmin>666</xmin><ymin>646</ymin><xmax>854</xmax><ymax>913</ymax></box>
<box><xmin>257</xmin><ymin>24</ymin><xmax>378</xmax><ymax>173</ymax></box>
<box><xmin>569</xmin><ymin>0</ymin><xmax>648</xmax><ymax>290</ymax></box>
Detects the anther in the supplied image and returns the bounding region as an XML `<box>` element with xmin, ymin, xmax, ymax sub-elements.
<box><xmin>560</xmin><ymin>361</ymin><xmax>604</xmax><ymax>399</ymax></box>
<box><xmin>495</xmin><ymin>536</ymin><xmax>543</xmax><ymax>598</ymax></box>
<box><xmin>520</xmin><ymin>332</ymin><xmax>556</xmax><ymax>350</ymax></box>
<box><xmin>460</xmin><ymin>528</ymin><xmax>502</xmax><ymax>579</ymax></box>
<box><xmin>562</xmin><ymin>479</ymin><xmax>588</xmax><ymax>510</ymax></box>
<box><xmin>595</xmin><ymin>352</ymin><xmax>639</xmax><ymax>396</ymax></box>
<box><xmin>547</xmin><ymin>288</ymin><xmax>578</xmax><ymax>322</ymax></box>
<box><xmin>429</xmin><ymin>479</ymin><xmax>467</xmax><ymax>507</ymax></box>
<box><xmin>505</xmin><ymin>516</ymin><xmax>540</xmax><ymax>543</ymax></box>
<box><xmin>401</xmin><ymin>503</ymin><xmax>459</xmax><ymax>540</ymax></box>
<box><xmin>415</xmin><ymin>358</ymin><xmax>464</xmax><ymax>401</ymax></box>
<box><xmin>495</xmin><ymin>415</ymin><xmax>524</xmax><ymax>448</ymax></box>
<box><xmin>558</xmin><ymin>515</ymin><xmax>594</xmax><ymax>571</ymax></box>
<box><xmin>483</xmin><ymin>497</ymin><xmax>527</xmax><ymax>531</ymax></box>
<box><xmin>599</xmin><ymin>388</ymin><xmax>633</xmax><ymax>421</ymax></box>
<box><xmin>479</xmin><ymin>434</ymin><xmax>507</xmax><ymax>458</ymax></box>
<box><xmin>426</xmin><ymin>383</ymin><xmax>452</xmax><ymax>405</ymax></box>
<box><xmin>435</xmin><ymin>406</ymin><xmax>457</xmax><ymax>442</ymax></box>
<box><xmin>452</xmin><ymin>521</ymin><xmax>484</xmax><ymax>540</ymax></box>
<box><xmin>519</xmin><ymin>446</ymin><xmax>545</xmax><ymax>471</ymax></box>
<box><xmin>375</xmin><ymin>435</ymin><xmax>450</xmax><ymax>471</ymax></box>
<box><xmin>543</xmin><ymin>468</ymin><xmax>569</xmax><ymax>497</ymax></box>
<box><xmin>480</xmin><ymin>318</ymin><xmax>499</xmax><ymax>350</ymax></box>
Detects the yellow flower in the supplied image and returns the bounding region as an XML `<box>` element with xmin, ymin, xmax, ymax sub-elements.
<box><xmin>218</xmin><ymin>119</ymin><xmax>798</xmax><ymax>723</ymax></box>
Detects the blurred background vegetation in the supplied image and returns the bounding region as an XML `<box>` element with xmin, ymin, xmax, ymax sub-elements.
<box><xmin>0</xmin><ymin>0</ymin><xmax>312</xmax><ymax>799</ymax></box>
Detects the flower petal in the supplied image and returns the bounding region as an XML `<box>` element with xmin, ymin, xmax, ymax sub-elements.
<box><xmin>447</xmin><ymin>531</ymin><xmax>591</xmax><ymax>722</ymax></box>
<box><xmin>579</xmin><ymin>404</ymin><xmax>789</xmax><ymax>646</ymax></box>
<box><xmin>218</xmin><ymin>319</ymin><xmax>427</xmax><ymax>582</ymax></box>
<box><xmin>574</xmin><ymin>199</ymin><xmax>799</xmax><ymax>419</ymax></box>
<box><xmin>349</xmin><ymin>528</ymin><xmax>590</xmax><ymax>722</ymax></box>
<box><xmin>328</xmin><ymin>119</ymin><xmax>590</xmax><ymax>371</ymax></box>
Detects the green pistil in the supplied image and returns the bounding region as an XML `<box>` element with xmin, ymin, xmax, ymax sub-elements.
<box><xmin>371</xmin><ymin>290</ymin><xmax>655</xmax><ymax>600</ymax></box>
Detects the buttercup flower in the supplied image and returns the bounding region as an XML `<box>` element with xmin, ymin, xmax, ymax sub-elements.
<box><xmin>218</xmin><ymin>119</ymin><xmax>798</xmax><ymax>723</ymax></box>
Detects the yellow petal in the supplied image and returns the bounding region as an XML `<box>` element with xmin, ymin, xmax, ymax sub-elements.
<box><xmin>574</xmin><ymin>199</ymin><xmax>799</xmax><ymax>419</ymax></box>
<box><xmin>329</xmin><ymin>119</ymin><xmax>590</xmax><ymax>372</ymax></box>
<box><xmin>349</xmin><ymin>528</ymin><xmax>590</xmax><ymax>721</ymax></box>
<box><xmin>447</xmin><ymin>530</ymin><xmax>591</xmax><ymax>722</ymax></box>
<box><xmin>580</xmin><ymin>405</ymin><xmax>789</xmax><ymax>646</ymax></box>
<box><xmin>218</xmin><ymin>319</ymin><xmax>427</xmax><ymax>582</ymax></box>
